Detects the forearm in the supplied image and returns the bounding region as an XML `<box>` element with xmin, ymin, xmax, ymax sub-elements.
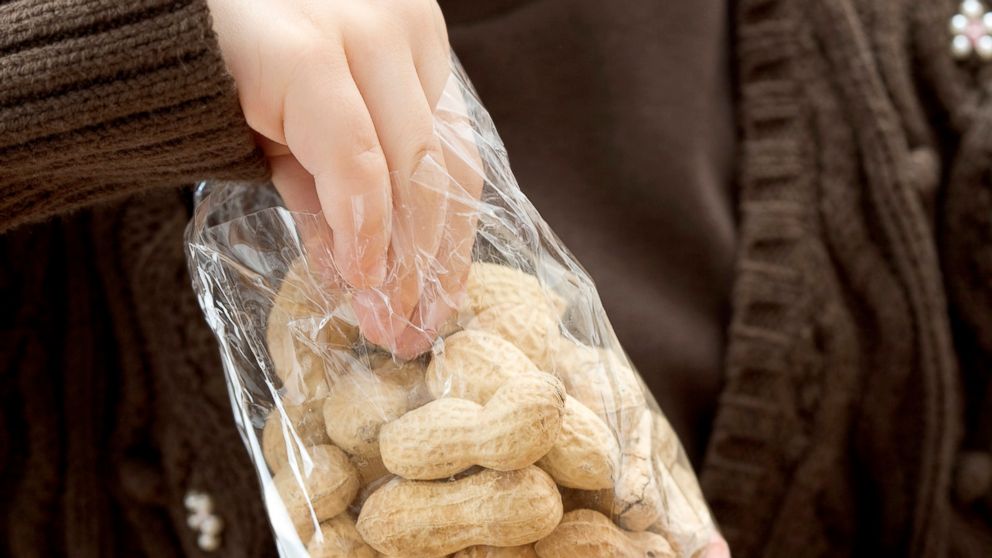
<box><xmin>0</xmin><ymin>0</ymin><xmax>266</xmax><ymax>233</ymax></box>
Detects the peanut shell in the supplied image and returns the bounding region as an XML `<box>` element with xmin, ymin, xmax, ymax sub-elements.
<box><xmin>551</xmin><ymin>341</ymin><xmax>645</xmax><ymax>429</ymax></box>
<box><xmin>380</xmin><ymin>373</ymin><xmax>566</xmax><ymax>479</ymax></box>
<box><xmin>464</xmin><ymin>262</ymin><xmax>566</xmax><ymax>318</ymax></box>
<box><xmin>266</xmin><ymin>265</ymin><xmax>359</xmax><ymax>401</ymax></box>
<box><xmin>647</xmin><ymin>461</ymin><xmax>713</xmax><ymax>557</ymax></box>
<box><xmin>467</xmin><ymin>302</ymin><xmax>559</xmax><ymax>370</ymax></box>
<box><xmin>322</xmin><ymin>367</ymin><xmax>412</xmax><ymax>459</ymax></box>
<box><xmin>454</xmin><ymin>545</ymin><xmax>539</xmax><ymax>557</ymax></box>
<box><xmin>613</xmin><ymin>408</ymin><xmax>663</xmax><ymax>531</ymax></box>
<box><xmin>538</xmin><ymin>396</ymin><xmax>619</xmax><ymax>490</ymax></box>
<box><xmin>273</xmin><ymin>444</ymin><xmax>360</xmax><ymax>541</ymax></box>
<box><xmin>534</xmin><ymin>509</ymin><xmax>675</xmax><ymax>558</ymax></box>
<box><xmin>356</xmin><ymin>466</ymin><xmax>563</xmax><ymax>557</ymax></box>
<box><xmin>262</xmin><ymin>400</ymin><xmax>330</xmax><ymax>472</ymax></box>
<box><xmin>426</xmin><ymin>330</ymin><xmax>539</xmax><ymax>403</ymax></box>
<box><xmin>307</xmin><ymin>515</ymin><xmax>378</xmax><ymax>558</ymax></box>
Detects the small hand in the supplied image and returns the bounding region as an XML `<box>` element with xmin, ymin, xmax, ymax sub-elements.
<box><xmin>209</xmin><ymin>0</ymin><xmax>477</xmax><ymax>356</ymax></box>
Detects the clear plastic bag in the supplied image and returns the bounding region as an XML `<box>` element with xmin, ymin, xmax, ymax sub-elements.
<box><xmin>186</xmin><ymin>58</ymin><xmax>719</xmax><ymax>557</ymax></box>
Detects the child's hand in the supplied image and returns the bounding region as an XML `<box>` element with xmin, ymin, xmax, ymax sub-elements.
<box><xmin>209</xmin><ymin>0</ymin><xmax>475</xmax><ymax>356</ymax></box>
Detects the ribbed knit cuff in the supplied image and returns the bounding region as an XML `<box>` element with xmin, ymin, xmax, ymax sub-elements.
<box><xmin>0</xmin><ymin>0</ymin><xmax>268</xmax><ymax>232</ymax></box>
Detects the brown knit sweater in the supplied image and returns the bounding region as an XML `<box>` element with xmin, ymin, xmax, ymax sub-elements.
<box><xmin>3</xmin><ymin>0</ymin><xmax>992</xmax><ymax>557</ymax></box>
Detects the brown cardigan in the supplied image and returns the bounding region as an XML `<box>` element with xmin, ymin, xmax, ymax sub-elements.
<box><xmin>2</xmin><ymin>0</ymin><xmax>991</xmax><ymax>556</ymax></box>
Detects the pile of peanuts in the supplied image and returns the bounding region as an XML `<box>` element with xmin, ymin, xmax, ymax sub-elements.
<box><xmin>261</xmin><ymin>263</ymin><xmax>712</xmax><ymax>558</ymax></box>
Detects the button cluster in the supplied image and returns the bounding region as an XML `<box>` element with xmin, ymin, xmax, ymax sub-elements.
<box><xmin>951</xmin><ymin>0</ymin><xmax>992</xmax><ymax>60</ymax></box>
<box><xmin>184</xmin><ymin>491</ymin><xmax>224</xmax><ymax>552</ymax></box>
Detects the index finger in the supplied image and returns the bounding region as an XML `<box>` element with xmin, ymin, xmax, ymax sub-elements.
<box><xmin>283</xmin><ymin>52</ymin><xmax>391</xmax><ymax>289</ymax></box>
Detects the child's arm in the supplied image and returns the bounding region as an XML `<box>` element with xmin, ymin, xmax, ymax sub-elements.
<box><xmin>0</xmin><ymin>0</ymin><xmax>266</xmax><ymax>232</ymax></box>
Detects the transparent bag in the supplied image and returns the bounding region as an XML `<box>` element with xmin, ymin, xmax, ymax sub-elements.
<box><xmin>186</xmin><ymin>58</ymin><xmax>719</xmax><ymax>557</ymax></box>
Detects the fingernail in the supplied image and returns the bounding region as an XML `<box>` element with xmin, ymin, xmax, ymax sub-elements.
<box><xmin>422</xmin><ymin>299</ymin><xmax>455</xmax><ymax>335</ymax></box>
<box><xmin>395</xmin><ymin>327</ymin><xmax>433</xmax><ymax>359</ymax></box>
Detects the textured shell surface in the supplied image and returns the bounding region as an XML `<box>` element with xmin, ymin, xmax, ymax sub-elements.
<box><xmin>465</xmin><ymin>262</ymin><xmax>566</xmax><ymax>317</ymax></box>
<box><xmin>426</xmin><ymin>329</ymin><xmax>539</xmax><ymax>403</ymax></box>
<box><xmin>454</xmin><ymin>544</ymin><xmax>538</xmax><ymax>557</ymax></box>
<box><xmin>306</xmin><ymin>515</ymin><xmax>378</xmax><ymax>558</ymax></box>
<box><xmin>551</xmin><ymin>341</ymin><xmax>645</xmax><ymax>430</ymax></box>
<box><xmin>467</xmin><ymin>302</ymin><xmax>560</xmax><ymax>369</ymax></box>
<box><xmin>262</xmin><ymin>399</ymin><xmax>330</xmax><ymax>472</ymax></box>
<box><xmin>537</xmin><ymin>395</ymin><xmax>619</xmax><ymax>490</ymax></box>
<box><xmin>647</xmin><ymin>461</ymin><xmax>714</xmax><ymax>557</ymax></box>
<box><xmin>266</xmin><ymin>264</ymin><xmax>360</xmax><ymax>402</ymax></box>
<box><xmin>380</xmin><ymin>373</ymin><xmax>566</xmax><ymax>479</ymax></box>
<box><xmin>322</xmin><ymin>367</ymin><xmax>412</xmax><ymax>459</ymax></box>
<box><xmin>613</xmin><ymin>409</ymin><xmax>663</xmax><ymax>531</ymax></box>
<box><xmin>356</xmin><ymin>466</ymin><xmax>563</xmax><ymax>557</ymax></box>
<box><xmin>272</xmin><ymin>444</ymin><xmax>360</xmax><ymax>541</ymax></box>
<box><xmin>534</xmin><ymin>509</ymin><xmax>675</xmax><ymax>558</ymax></box>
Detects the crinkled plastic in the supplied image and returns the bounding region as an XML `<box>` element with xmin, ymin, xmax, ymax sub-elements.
<box><xmin>186</xmin><ymin>58</ymin><xmax>719</xmax><ymax>557</ymax></box>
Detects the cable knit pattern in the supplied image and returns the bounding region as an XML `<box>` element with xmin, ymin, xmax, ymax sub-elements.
<box><xmin>701</xmin><ymin>1</ymin><xmax>863</xmax><ymax>555</ymax></box>
<box><xmin>699</xmin><ymin>0</ymin><xmax>992</xmax><ymax>556</ymax></box>
<box><xmin>0</xmin><ymin>0</ymin><xmax>267</xmax><ymax>233</ymax></box>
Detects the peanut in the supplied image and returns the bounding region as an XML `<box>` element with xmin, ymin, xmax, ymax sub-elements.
<box><xmin>426</xmin><ymin>332</ymin><xmax>619</xmax><ymax>489</ymax></box>
<box><xmin>380</xmin><ymin>373</ymin><xmax>566</xmax><ymax>479</ymax></box>
<box><xmin>534</xmin><ymin>509</ymin><xmax>675</xmax><ymax>558</ymax></box>
<box><xmin>266</xmin><ymin>265</ymin><xmax>359</xmax><ymax>401</ymax></box>
<box><xmin>613</xmin><ymin>409</ymin><xmax>663</xmax><ymax>531</ymax></box>
<box><xmin>464</xmin><ymin>262</ymin><xmax>566</xmax><ymax>318</ymax></box>
<box><xmin>307</xmin><ymin>515</ymin><xmax>378</xmax><ymax>558</ymax></box>
<box><xmin>537</xmin><ymin>396</ymin><xmax>619</xmax><ymax>490</ymax></box>
<box><xmin>467</xmin><ymin>301</ymin><xmax>560</xmax><ymax>369</ymax></box>
<box><xmin>262</xmin><ymin>400</ymin><xmax>330</xmax><ymax>472</ymax></box>
<box><xmin>551</xmin><ymin>341</ymin><xmax>645</xmax><ymax>430</ymax></box>
<box><xmin>356</xmin><ymin>466</ymin><xmax>563</xmax><ymax>557</ymax></box>
<box><xmin>322</xmin><ymin>361</ymin><xmax>424</xmax><ymax>459</ymax></box>
<box><xmin>374</xmin><ymin>358</ymin><xmax>433</xmax><ymax>409</ymax></box>
<box><xmin>454</xmin><ymin>545</ymin><xmax>538</xmax><ymax>557</ymax></box>
<box><xmin>647</xmin><ymin>461</ymin><xmax>713</xmax><ymax>556</ymax></box>
<box><xmin>426</xmin><ymin>330</ymin><xmax>539</xmax><ymax>403</ymax></box>
<box><xmin>273</xmin><ymin>444</ymin><xmax>361</xmax><ymax>541</ymax></box>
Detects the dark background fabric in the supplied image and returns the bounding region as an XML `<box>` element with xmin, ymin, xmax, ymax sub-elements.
<box><xmin>441</xmin><ymin>0</ymin><xmax>737</xmax><ymax>465</ymax></box>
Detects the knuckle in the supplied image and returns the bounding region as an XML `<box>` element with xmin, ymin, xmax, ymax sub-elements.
<box><xmin>410</xmin><ymin>138</ymin><xmax>442</xmax><ymax>168</ymax></box>
<box><xmin>350</xmin><ymin>134</ymin><xmax>388</xmax><ymax>172</ymax></box>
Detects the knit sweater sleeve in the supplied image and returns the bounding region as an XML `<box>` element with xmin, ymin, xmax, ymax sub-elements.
<box><xmin>0</xmin><ymin>0</ymin><xmax>268</xmax><ymax>233</ymax></box>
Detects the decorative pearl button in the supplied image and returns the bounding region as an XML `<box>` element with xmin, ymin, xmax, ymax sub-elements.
<box><xmin>951</xmin><ymin>1</ymin><xmax>992</xmax><ymax>60</ymax></box>
<box><xmin>184</xmin><ymin>490</ymin><xmax>224</xmax><ymax>552</ymax></box>
<box><xmin>198</xmin><ymin>532</ymin><xmax>221</xmax><ymax>553</ymax></box>
<box><xmin>199</xmin><ymin>515</ymin><xmax>224</xmax><ymax>537</ymax></box>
